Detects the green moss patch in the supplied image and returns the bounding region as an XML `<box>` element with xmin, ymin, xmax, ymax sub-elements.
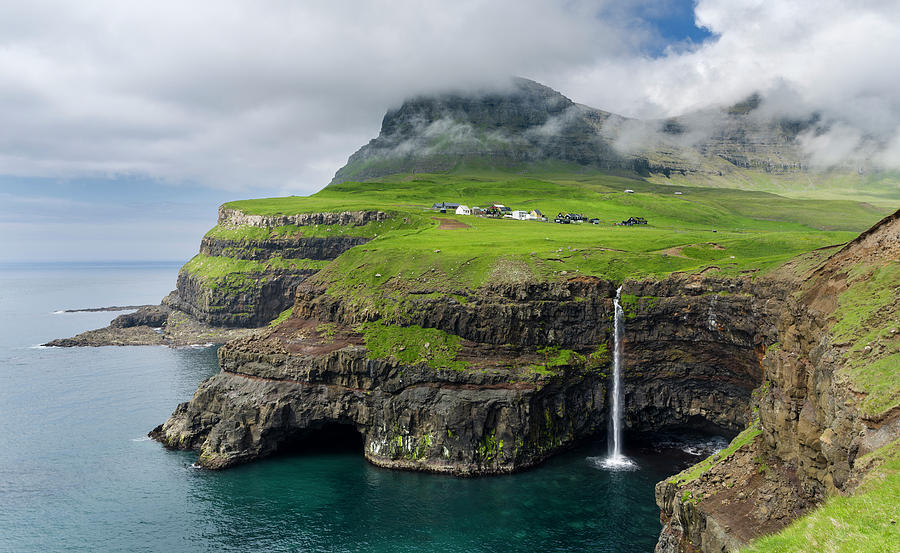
<box><xmin>361</xmin><ymin>321</ymin><xmax>467</xmax><ymax>371</ymax></box>
<box><xmin>183</xmin><ymin>254</ymin><xmax>327</xmax><ymax>282</ymax></box>
<box><xmin>268</xmin><ymin>307</ymin><xmax>293</xmax><ymax>327</ymax></box>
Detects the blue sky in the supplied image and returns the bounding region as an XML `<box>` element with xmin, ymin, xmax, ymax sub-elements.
<box><xmin>0</xmin><ymin>0</ymin><xmax>896</xmax><ymax>261</ymax></box>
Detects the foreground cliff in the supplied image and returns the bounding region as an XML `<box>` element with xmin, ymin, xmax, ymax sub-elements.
<box><xmin>152</xmin><ymin>273</ymin><xmax>785</xmax><ymax>473</ymax></box>
<box><xmin>655</xmin><ymin>210</ymin><xmax>899</xmax><ymax>552</ymax></box>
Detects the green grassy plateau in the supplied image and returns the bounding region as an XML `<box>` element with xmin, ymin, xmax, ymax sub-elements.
<box><xmin>222</xmin><ymin>171</ymin><xmax>891</xmax><ymax>307</ymax></box>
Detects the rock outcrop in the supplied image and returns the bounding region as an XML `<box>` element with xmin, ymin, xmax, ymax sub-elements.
<box><xmin>654</xmin><ymin>209</ymin><xmax>900</xmax><ymax>552</ymax></box>
<box><xmin>152</xmin><ymin>273</ymin><xmax>786</xmax><ymax>473</ymax></box>
<box><xmin>164</xmin><ymin>207</ymin><xmax>389</xmax><ymax>328</ymax></box>
<box><xmin>46</xmin><ymin>207</ymin><xmax>393</xmax><ymax>345</ymax></box>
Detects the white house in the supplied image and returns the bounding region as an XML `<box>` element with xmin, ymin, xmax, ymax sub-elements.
<box><xmin>511</xmin><ymin>210</ymin><xmax>530</xmax><ymax>220</ymax></box>
<box><xmin>624</xmin><ymin>189</ymin><xmax>635</xmax><ymax>194</ymax></box>
<box><xmin>456</xmin><ymin>205</ymin><xmax>471</xmax><ymax>215</ymax></box>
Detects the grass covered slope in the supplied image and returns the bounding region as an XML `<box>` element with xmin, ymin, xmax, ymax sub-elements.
<box><xmin>223</xmin><ymin>171</ymin><xmax>891</xmax><ymax>319</ymax></box>
<box><xmin>743</xmin><ymin>440</ymin><xmax>900</xmax><ymax>553</ymax></box>
<box><xmin>657</xmin><ymin>209</ymin><xmax>900</xmax><ymax>552</ymax></box>
<box><xmin>829</xmin><ymin>260</ymin><xmax>900</xmax><ymax>418</ymax></box>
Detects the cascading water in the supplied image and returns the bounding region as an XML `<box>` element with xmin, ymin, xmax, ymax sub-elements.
<box><xmin>600</xmin><ymin>286</ymin><xmax>636</xmax><ymax>470</ymax></box>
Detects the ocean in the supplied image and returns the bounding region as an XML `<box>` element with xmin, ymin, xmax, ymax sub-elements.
<box><xmin>0</xmin><ymin>262</ymin><xmax>719</xmax><ymax>552</ymax></box>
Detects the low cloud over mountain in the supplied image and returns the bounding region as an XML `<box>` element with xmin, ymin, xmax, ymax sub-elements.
<box><xmin>0</xmin><ymin>0</ymin><xmax>897</xmax><ymax>191</ymax></box>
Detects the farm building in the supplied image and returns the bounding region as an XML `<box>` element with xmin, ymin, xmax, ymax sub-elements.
<box><xmin>432</xmin><ymin>202</ymin><xmax>461</xmax><ymax>213</ymax></box>
<box><xmin>455</xmin><ymin>205</ymin><xmax>471</xmax><ymax>215</ymax></box>
<box><xmin>511</xmin><ymin>210</ymin><xmax>530</xmax><ymax>220</ymax></box>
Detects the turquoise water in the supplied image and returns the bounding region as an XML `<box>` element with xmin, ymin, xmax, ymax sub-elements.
<box><xmin>0</xmin><ymin>263</ymin><xmax>716</xmax><ymax>552</ymax></box>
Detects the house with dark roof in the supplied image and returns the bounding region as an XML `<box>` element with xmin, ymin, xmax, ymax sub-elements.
<box><xmin>432</xmin><ymin>202</ymin><xmax>461</xmax><ymax>213</ymax></box>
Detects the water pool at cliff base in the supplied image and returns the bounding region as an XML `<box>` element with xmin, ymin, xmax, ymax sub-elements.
<box><xmin>0</xmin><ymin>263</ymin><xmax>723</xmax><ymax>552</ymax></box>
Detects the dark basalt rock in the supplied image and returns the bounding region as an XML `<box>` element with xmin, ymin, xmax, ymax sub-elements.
<box><xmin>152</xmin><ymin>273</ymin><xmax>788</xmax><ymax>474</ymax></box>
<box><xmin>151</xmin><ymin>340</ymin><xmax>607</xmax><ymax>474</ymax></box>
<box><xmin>200</xmin><ymin>235</ymin><xmax>371</xmax><ymax>261</ymax></box>
<box><xmin>110</xmin><ymin>304</ymin><xmax>171</xmax><ymax>328</ymax></box>
<box><xmin>163</xmin><ymin>269</ymin><xmax>316</xmax><ymax>328</ymax></box>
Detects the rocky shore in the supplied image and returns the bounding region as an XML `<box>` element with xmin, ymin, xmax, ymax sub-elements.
<box><xmin>44</xmin><ymin>303</ymin><xmax>262</xmax><ymax>347</ymax></box>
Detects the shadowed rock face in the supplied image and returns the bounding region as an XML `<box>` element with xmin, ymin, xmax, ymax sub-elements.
<box><xmin>654</xmin><ymin>210</ymin><xmax>900</xmax><ymax>553</ymax></box>
<box><xmin>152</xmin><ymin>274</ymin><xmax>787</xmax><ymax>474</ymax></box>
<box><xmin>151</xmin><ymin>335</ymin><xmax>607</xmax><ymax>474</ymax></box>
<box><xmin>164</xmin><ymin>269</ymin><xmax>316</xmax><ymax>328</ymax></box>
<box><xmin>200</xmin><ymin>235</ymin><xmax>372</xmax><ymax>261</ymax></box>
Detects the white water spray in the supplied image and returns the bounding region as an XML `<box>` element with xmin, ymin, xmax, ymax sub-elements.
<box><xmin>601</xmin><ymin>286</ymin><xmax>636</xmax><ymax>470</ymax></box>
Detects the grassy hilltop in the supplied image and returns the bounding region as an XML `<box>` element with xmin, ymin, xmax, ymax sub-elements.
<box><xmin>219</xmin><ymin>169</ymin><xmax>890</xmax><ymax>303</ymax></box>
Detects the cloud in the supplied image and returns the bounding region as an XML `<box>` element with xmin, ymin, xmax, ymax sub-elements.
<box><xmin>0</xmin><ymin>0</ymin><xmax>898</xmax><ymax>197</ymax></box>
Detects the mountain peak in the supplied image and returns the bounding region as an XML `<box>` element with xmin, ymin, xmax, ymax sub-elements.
<box><xmin>331</xmin><ymin>79</ymin><xmax>812</xmax><ymax>184</ymax></box>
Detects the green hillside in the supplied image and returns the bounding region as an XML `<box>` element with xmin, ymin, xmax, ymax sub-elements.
<box><xmin>218</xmin><ymin>170</ymin><xmax>894</xmax><ymax>320</ymax></box>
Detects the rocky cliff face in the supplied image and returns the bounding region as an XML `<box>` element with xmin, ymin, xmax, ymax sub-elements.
<box><xmin>152</xmin><ymin>273</ymin><xmax>786</xmax><ymax>474</ymax></box>
<box><xmin>164</xmin><ymin>269</ymin><xmax>315</xmax><ymax>328</ymax></box>
<box><xmin>165</xmin><ymin>208</ymin><xmax>387</xmax><ymax>328</ymax></box>
<box><xmin>654</xmin><ymin>210</ymin><xmax>900</xmax><ymax>552</ymax></box>
<box><xmin>333</xmin><ymin>78</ymin><xmax>646</xmax><ymax>184</ymax></box>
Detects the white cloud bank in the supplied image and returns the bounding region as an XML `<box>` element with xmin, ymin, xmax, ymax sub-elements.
<box><xmin>0</xmin><ymin>0</ymin><xmax>898</xmax><ymax>193</ymax></box>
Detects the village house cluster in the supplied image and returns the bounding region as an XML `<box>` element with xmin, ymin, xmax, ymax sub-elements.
<box><xmin>431</xmin><ymin>202</ymin><xmax>547</xmax><ymax>221</ymax></box>
<box><xmin>431</xmin><ymin>201</ymin><xmax>651</xmax><ymax>226</ymax></box>
<box><xmin>432</xmin><ymin>202</ymin><xmax>650</xmax><ymax>227</ymax></box>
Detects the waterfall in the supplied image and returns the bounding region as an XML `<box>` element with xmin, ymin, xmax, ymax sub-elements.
<box><xmin>601</xmin><ymin>286</ymin><xmax>635</xmax><ymax>469</ymax></box>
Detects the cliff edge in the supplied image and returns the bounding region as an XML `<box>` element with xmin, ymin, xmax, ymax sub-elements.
<box><xmin>655</xmin><ymin>209</ymin><xmax>899</xmax><ymax>552</ymax></box>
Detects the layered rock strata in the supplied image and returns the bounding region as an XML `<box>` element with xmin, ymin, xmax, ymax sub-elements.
<box><xmin>165</xmin><ymin>208</ymin><xmax>388</xmax><ymax>327</ymax></box>
<box><xmin>654</xmin><ymin>210</ymin><xmax>900</xmax><ymax>552</ymax></box>
<box><xmin>46</xmin><ymin>208</ymin><xmax>392</xmax><ymax>345</ymax></box>
<box><xmin>153</xmin><ymin>274</ymin><xmax>786</xmax><ymax>474</ymax></box>
<box><xmin>332</xmin><ymin>78</ymin><xmax>811</xmax><ymax>185</ymax></box>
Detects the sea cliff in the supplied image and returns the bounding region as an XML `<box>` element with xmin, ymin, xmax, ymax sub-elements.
<box><xmin>152</xmin><ymin>273</ymin><xmax>785</xmax><ymax>474</ymax></box>
<box><xmin>654</xmin><ymin>210</ymin><xmax>899</xmax><ymax>552</ymax></box>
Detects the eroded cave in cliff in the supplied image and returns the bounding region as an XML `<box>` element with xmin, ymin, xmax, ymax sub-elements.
<box><xmin>277</xmin><ymin>422</ymin><xmax>366</xmax><ymax>457</ymax></box>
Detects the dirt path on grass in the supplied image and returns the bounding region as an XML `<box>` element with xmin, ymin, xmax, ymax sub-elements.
<box><xmin>657</xmin><ymin>242</ymin><xmax>726</xmax><ymax>258</ymax></box>
<box><xmin>432</xmin><ymin>217</ymin><xmax>471</xmax><ymax>229</ymax></box>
